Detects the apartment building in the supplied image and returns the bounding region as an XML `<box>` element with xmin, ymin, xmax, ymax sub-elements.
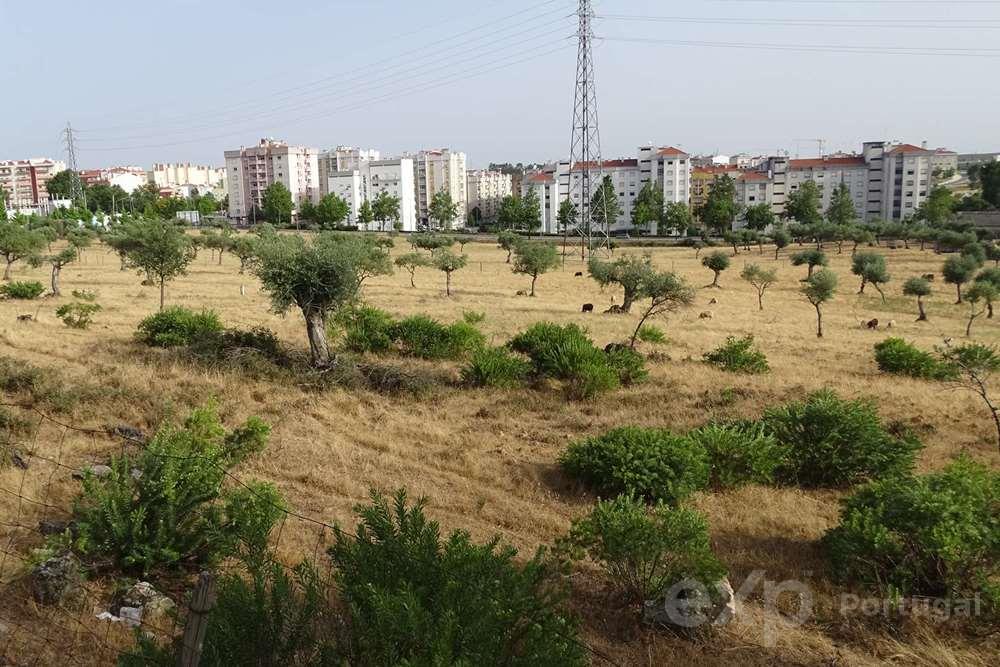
<box><xmin>318</xmin><ymin>147</ymin><xmax>380</xmax><ymax>193</ymax></box>
<box><xmin>79</xmin><ymin>166</ymin><xmax>148</xmax><ymax>194</ymax></box>
<box><xmin>466</xmin><ymin>169</ymin><xmax>513</xmax><ymax>222</ymax></box>
<box><xmin>0</xmin><ymin>158</ymin><xmax>67</xmax><ymax>208</ymax></box>
<box><xmin>224</xmin><ymin>138</ymin><xmax>320</xmax><ymax>223</ymax></box>
<box><xmin>522</xmin><ymin>145</ymin><xmax>691</xmax><ymax>234</ymax></box>
<box><xmin>151</xmin><ymin>163</ymin><xmax>227</xmax><ymax>195</ymax></box>
<box><xmin>412</xmin><ymin>148</ymin><xmax>467</xmax><ymax>228</ymax></box>
<box><xmin>326</xmin><ymin>157</ymin><xmax>416</xmax><ymax>231</ymax></box>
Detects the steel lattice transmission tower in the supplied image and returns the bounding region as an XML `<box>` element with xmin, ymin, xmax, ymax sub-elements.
<box><xmin>567</xmin><ymin>0</ymin><xmax>610</xmax><ymax>258</ymax></box>
<box><xmin>62</xmin><ymin>121</ymin><xmax>85</xmax><ymax>203</ymax></box>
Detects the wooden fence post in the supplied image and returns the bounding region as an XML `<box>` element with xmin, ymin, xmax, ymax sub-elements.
<box><xmin>178</xmin><ymin>571</ymin><xmax>217</xmax><ymax>667</ymax></box>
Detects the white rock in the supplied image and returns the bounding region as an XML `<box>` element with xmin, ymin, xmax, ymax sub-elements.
<box><xmin>119</xmin><ymin>607</ymin><xmax>142</xmax><ymax>628</ymax></box>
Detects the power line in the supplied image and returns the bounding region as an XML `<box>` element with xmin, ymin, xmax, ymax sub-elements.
<box><xmin>77</xmin><ymin>15</ymin><xmax>574</xmax><ymax>144</ymax></box>
<box><xmin>77</xmin><ymin>40</ymin><xmax>576</xmax><ymax>152</ymax></box>
<box><xmin>601</xmin><ymin>36</ymin><xmax>1000</xmax><ymax>57</ymax></box>
<box><xmin>76</xmin><ymin>0</ymin><xmax>575</xmax><ymax>136</ymax></box>
<box><xmin>598</xmin><ymin>14</ymin><xmax>1000</xmax><ymax>28</ymax></box>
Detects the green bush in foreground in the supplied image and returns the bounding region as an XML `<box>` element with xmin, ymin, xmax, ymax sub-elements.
<box><xmin>329</xmin><ymin>489</ymin><xmax>586</xmax><ymax>666</ymax></box>
<box><xmin>136</xmin><ymin>306</ymin><xmax>223</xmax><ymax>347</ymax></box>
<box><xmin>337</xmin><ymin>305</ymin><xmax>395</xmax><ymax>354</ymax></box>
<box><xmin>56</xmin><ymin>302</ymin><xmax>101</xmax><ymax>329</ymax></box>
<box><xmin>461</xmin><ymin>346</ymin><xmax>532</xmax><ymax>388</ymax></box>
<box><xmin>71</xmin><ymin>405</ymin><xmax>281</xmax><ymax>574</ymax></box>
<box><xmin>686</xmin><ymin>421</ymin><xmax>787</xmax><ymax>489</ymax></box>
<box><xmin>561</xmin><ymin>495</ymin><xmax>725</xmax><ymax>604</ymax></box>
<box><xmin>762</xmin><ymin>389</ymin><xmax>921</xmax><ymax>488</ymax></box>
<box><xmin>391</xmin><ymin>315</ymin><xmax>485</xmax><ymax>360</ymax></box>
<box><xmin>823</xmin><ymin>457</ymin><xmax>999</xmax><ymax>614</ymax></box>
<box><xmin>873</xmin><ymin>337</ymin><xmax>956</xmax><ymax>380</ymax></box>
<box><xmin>0</xmin><ymin>280</ymin><xmax>45</xmax><ymax>299</ymax></box>
<box><xmin>636</xmin><ymin>324</ymin><xmax>667</xmax><ymax>344</ymax></box>
<box><xmin>560</xmin><ymin>427</ymin><xmax>709</xmax><ymax>505</ymax></box>
<box><xmin>703</xmin><ymin>335</ymin><xmax>770</xmax><ymax>374</ymax></box>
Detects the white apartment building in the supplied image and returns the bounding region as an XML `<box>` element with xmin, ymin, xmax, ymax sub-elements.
<box><xmin>0</xmin><ymin>158</ymin><xmax>66</xmax><ymax>208</ymax></box>
<box><xmin>466</xmin><ymin>169</ymin><xmax>513</xmax><ymax>222</ymax></box>
<box><xmin>224</xmin><ymin>138</ymin><xmax>320</xmax><ymax>224</ymax></box>
<box><xmin>326</xmin><ymin>157</ymin><xmax>416</xmax><ymax>232</ymax></box>
<box><xmin>151</xmin><ymin>163</ymin><xmax>227</xmax><ymax>195</ymax></box>
<box><xmin>412</xmin><ymin>148</ymin><xmax>467</xmax><ymax>228</ymax></box>
<box><xmin>522</xmin><ymin>145</ymin><xmax>691</xmax><ymax>235</ymax></box>
<box><xmin>318</xmin><ymin>146</ymin><xmax>381</xmax><ymax>192</ymax></box>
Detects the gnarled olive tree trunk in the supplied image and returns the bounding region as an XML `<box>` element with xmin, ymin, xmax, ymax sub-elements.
<box><xmin>303</xmin><ymin>307</ymin><xmax>331</xmax><ymax>366</ymax></box>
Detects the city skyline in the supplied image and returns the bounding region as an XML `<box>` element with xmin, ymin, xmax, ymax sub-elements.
<box><xmin>2</xmin><ymin>0</ymin><xmax>999</xmax><ymax>169</ymax></box>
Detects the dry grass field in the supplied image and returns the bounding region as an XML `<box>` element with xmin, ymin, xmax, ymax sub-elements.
<box><xmin>1</xmin><ymin>236</ymin><xmax>997</xmax><ymax>665</ymax></box>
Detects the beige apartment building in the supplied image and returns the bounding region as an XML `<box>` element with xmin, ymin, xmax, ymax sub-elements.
<box><xmin>0</xmin><ymin>158</ymin><xmax>67</xmax><ymax>210</ymax></box>
<box><xmin>466</xmin><ymin>169</ymin><xmax>513</xmax><ymax>222</ymax></box>
<box><xmin>224</xmin><ymin>138</ymin><xmax>320</xmax><ymax>224</ymax></box>
<box><xmin>151</xmin><ymin>163</ymin><xmax>226</xmax><ymax>195</ymax></box>
<box><xmin>412</xmin><ymin>148</ymin><xmax>467</xmax><ymax>228</ymax></box>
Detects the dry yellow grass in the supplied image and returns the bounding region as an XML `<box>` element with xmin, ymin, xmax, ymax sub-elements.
<box><xmin>1</xmin><ymin>236</ymin><xmax>997</xmax><ymax>665</ymax></box>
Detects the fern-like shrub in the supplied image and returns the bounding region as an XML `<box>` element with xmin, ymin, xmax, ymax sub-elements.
<box><xmin>56</xmin><ymin>302</ymin><xmax>101</xmax><ymax>329</ymax></box>
<box><xmin>461</xmin><ymin>346</ymin><xmax>532</xmax><ymax>388</ymax></box>
<box><xmin>873</xmin><ymin>337</ymin><xmax>956</xmax><ymax>380</ymax></box>
<box><xmin>390</xmin><ymin>315</ymin><xmax>485</xmax><ymax>360</ymax></box>
<box><xmin>136</xmin><ymin>307</ymin><xmax>223</xmax><ymax>347</ymax></box>
<box><xmin>560</xmin><ymin>427</ymin><xmax>709</xmax><ymax>504</ymax></box>
<box><xmin>0</xmin><ymin>281</ymin><xmax>45</xmax><ymax>299</ymax></box>
<box><xmin>328</xmin><ymin>490</ymin><xmax>586</xmax><ymax>666</ymax></box>
<box><xmin>71</xmin><ymin>405</ymin><xmax>282</xmax><ymax>574</ymax></box>
<box><xmin>762</xmin><ymin>389</ymin><xmax>921</xmax><ymax>488</ymax></box>
<box><xmin>686</xmin><ymin>421</ymin><xmax>787</xmax><ymax>489</ymax></box>
<box><xmin>561</xmin><ymin>495</ymin><xmax>725</xmax><ymax>603</ymax></box>
<box><xmin>702</xmin><ymin>335</ymin><xmax>769</xmax><ymax>374</ymax></box>
<box><xmin>823</xmin><ymin>457</ymin><xmax>999</xmax><ymax>614</ymax></box>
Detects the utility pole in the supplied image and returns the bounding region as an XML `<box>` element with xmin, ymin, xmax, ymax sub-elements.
<box><xmin>62</xmin><ymin>122</ymin><xmax>86</xmax><ymax>207</ymax></box>
<box><xmin>567</xmin><ymin>0</ymin><xmax>610</xmax><ymax>260</ymax></box>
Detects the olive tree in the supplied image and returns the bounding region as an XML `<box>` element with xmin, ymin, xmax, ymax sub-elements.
<box><xmin>587</xmin><ymin>254</ymin><xmax>653</xmax><ymax>313</ymax></box>
<box><xmin>903</xmin><ymin>277</ymin><xmax>932</xmax><ymax>322</ymax></box>
<box><xmin>939</xmin><ymin>342</ymin><xmax>1000</xmax><ymax>452</ymax></box>
<box><xmin>394</xmin><ymin>252</ymin><xmax>431</xmax><ymax>288</ymax></box>
<box><xmin>851</xmin><ymin>252</ymin><xmax>890</xmax><ymax>303</ymax></box>
<box><xmin>974</xmin><ymin>268</ymin><xmax>1000</xmax><ymax>318</ymax></box>
<box><xmin>0</xmin><ymin>221</ymin><xmax>46</xmax><ymax>281</ymax></box>
<box><xmin>802</xmin><ymin>268</ymin><xmax>838</xmax><ymax>338</ymax></box>
<box><xmin>252</xmin><ymin>232</ymin><xmax>391</xmax><ymax>366</ymax></box>
<box><xmin>512</xmin><ymin>242</ymin><xmax>559</xmax><ymax>296</ymax></box>
<box><xmin>943</xmin><ymin>255</ymin><xmax>977</xmax><ymax>304</ymax></box>
<box><xmin>771</xmin><ymin>227</ymin><xmax>791</xmax><ymax>260</ymax></box>
<box><xmin>628</xmin><ymin>270</ymin><xmax>695</xmax><ymax>348</ymax></box>
<box><xmin>124</xmin><ymin>219</ymin><xmax>197</xmax><ymax>310</ymax></box>
<box><xmin>701</xmin><ymin>250</ymin><xmax>730</xmax><ymax>288</ymax></box>
<box><xmin>497</xmin><ymin>229</ymin><xmax>522</xmax><ymax>264</ymax></box>
<box><xmin>964</xmin><ymin>283</ymin><xmax>997</xmax><ymax>337</ymax></box>
<box><xmin>432</xmin><ymin>248</ymin><xmax>467</xmax><ymax>296</ymax></box>
<box><xmin>791</xmin><ymin>249</ymin><xmax>828</xmax><ymax>280</ymax></box>
<box><xmin>230</xmin><ymin>235</ymin><xmax>259</xmax><ymax>274</ymax></box>
<box><xmin>740</xmin><ymin>264</ymin><xmax>778</xmax><ymax>311</ymax></box>
<box><xmin>46</xmin><ymin>247</ymin><xmax>78</xmax><ymax>296</ymax></box>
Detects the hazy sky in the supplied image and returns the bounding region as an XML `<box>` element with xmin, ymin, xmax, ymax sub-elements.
<box><xmin>2</xmin><ymin>0</ymin><xmax>999</xmax><ymax>169</ymax></box>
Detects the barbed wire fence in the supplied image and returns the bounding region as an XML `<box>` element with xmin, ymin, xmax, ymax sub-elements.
<box><xmin>0</xmin><ymin>401</ymin><xmax>621</xmax><ymax>667</ymax></box>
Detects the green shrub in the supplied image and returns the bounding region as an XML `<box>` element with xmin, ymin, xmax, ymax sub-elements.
<box><xmin>0</xmin><ymin>281</ymin><xmax>45</xmax><ymax>299</ymax></box>
<box><xmin>71</xmin><ymin>405</ymin><xmax>281</xmax><ymax>574</ymax></box>
<box><xmin>636</xmin><ymin>324</ymin><xmax>667</xmax><ymax>344</ymax></box>
<box><xmin>189</xmin><ymin>326</ymin><xmax>288</xmax><ymax>371</ymax></box>
<box><xmin>873</xmin><ymin>337</ymin><xmax>956</xmax><ymax>380</ymax></box>
<box><xmin>604</xmin><ymin>345</ymin><xmax>649</xmax><ymax>386</ymax></box>
<box><xmin>508</xmin><ymin>322</ymin><xmax>645</xmax><ymax>398</ymax></box>
<box><xmin>560</xmin><ymin>427</ymin><xmax>709</xmax><ymax>504</ymax></box>
<box><xmin>55</xmin><ymin>302</ymin><xmax>101</xmax><ymax>329</ymax></box>
<box><xmin>328</xmin><ymin>490</ymin><xmax>586</xmax><ymax>666</ymax></box>
<box><xmin>703</xmin><ymin>335</ymin><xmax>769</xmax><ymax>374</ymax></box>
<box><xmin>136</xmin><ymin>307</ymin><xmax>223</xmax><ymax>347</ymax></box>
<box><xmin>687</xmin><ymin>421</ymin><xmax>788</xmax><ymax>489</ymax></box>
<box><xmin>561</xmin><ymin>495</ymin><xmax>725</xmax><ymax>603</ymax></box>
<box><xmin>762</xmin><ymin>390</ymin><xmax>921</xmax><ymax>488</ymax></box>
<box><xmin>0</xmin><ymin>356</ymin><xmax>82</xmax><ymax>412</ymax></box>
<box><xmin>461</xmin><ymin>346</ymin><xmax>532</xmax><ymax>388</ymax></box>
<box><xmin>823</xmin><ymin>457</ymin><xmax>999</xmax><ymax>613</ymax></box>
<box><xmin>70</xmin><ymin>289</ymin><xmax>97</xmax><ymax>302</ymax></box>
<box><xmin>336</xmin><ymin>305</ymin><xmax>395</xmax><ymax>354</ymax></box>
<box><xmin>390</xmin><ymin>315</ymin><xmax>484</xmax><ymax>360</ymax></box>
<box><xmin>120</xmin><ymin>556</ymin><xmax>338</xmax><ymax>666</ymax></box>
<box><xmin>462</xmin><ymin>310</ymin><xmax>486</xmax><ymax>325</ymax></box>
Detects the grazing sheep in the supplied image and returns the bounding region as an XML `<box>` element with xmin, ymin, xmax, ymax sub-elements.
<box><xmin>886</xmin><ymin>320</ymin><xmax>896</xmax><ymax>329</ymax></box>
<box><xmin>866</xmin><ymin>318</ymin><xmax>879</xmax><ymax>330</ymax></box>
<box><xmin>699</xmin><ymin>311</ymin><xmax>714</xmax><ymax>319</ymax></box>
<box><xmin>581</xmin><ymin>303</ymin><xmax>594</xmax><ymax>313</ymax></box>
<box><xmin>604</xmin><ymin>304</ymin><xmax>624</xmax><ymax>315</ymax></box>
<box><xmin>515</xmin><ymin>290</ymin><xmax>527</xmax><ymax>296</ymax></box>
<box><xmin>604</xmin><ymin>342</ymin><xmax>628</xmax><ymax>354</ymax></box>
<box><xmin>16</xmin><ymin>314</ymin><xmax>33</xmax><ymax>322</ymax></box>
<box><xmin>574</xmin><ymin>271</ymin><xmax>583</xmax><ymax>277</ymax></box>
<box><xmin>922</xmin><ymin>273</ymin><xmax>935</xmax><ymax>281</ymax></box>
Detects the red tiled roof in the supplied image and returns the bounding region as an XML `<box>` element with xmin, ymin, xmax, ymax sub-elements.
<box><xmin>657</xmin><ymin>146</ymin><xmax>688</xmax><ymax>157</ymax></box>
<box><xmin>692</xmin><ymin>165</ymin><xmax>739</xmax><ymax>176</ymax></box>
<box><xmin>934</xmin><ymin>148</ymin><xmax>957</xmax><ymax>155</ymax></box>
<box><xmin>527</xmin><ymin>172</ymin><xmax>554</xmax><ymax>183</ymax></box>
<box><xmin>737</xmin><ymin>172</ymin><xmax>769</xmax><ymax>181</ymax></box>
<box><xmin>887</xmin><ymin>143</ymin><xmax>932</xmax><ymax>155</ymax></box>
<box><xmin>789</xmin><ymin>157</ymin><xmax>866</xmax><ymax>169</ymax></box>
<box><xmin>570</xmin><ymin>159</ymin><xmax>638</xmax><ymax>171</ymax></box>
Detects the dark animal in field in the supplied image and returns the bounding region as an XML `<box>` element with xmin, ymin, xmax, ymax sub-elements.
<box><xmin>866</xmin><ymin>318</ymin><xmax>879</xmax><ymax>330</ymax></box>
<box><xmin>574</xmin><ymin>271</ymin><xmax>583</xmax><ymax>277</ymax></box>
<box><xmin>604</xmin><ymin>304</ymin><xmax>624</xmax><ymax>315</ymax></box>
<box><xmin>604</xmin><ymin>342</ymin><xmax>629</xmax><ymax>354</ymax></box>
<box><xmin>708</xmin><ymin>297</ymin><xmax>718</xmax><ymax>305</ymax></box>
<box><xmin>886</xmin><ymin>320</ymin><xmax>896</xmax><ymax>329</ymax></box>
<box><xmin>516</xmin><ymin>290</ymin><xmax>527</xmax><ymax>296</ymax></box>
<box><xmin>699</xmin><ymin>311</ymin><xmax>713</xmax><ymax>319</ymax></box>
<box><xmin>16</xmin><ymin>314</ymin><xmax>34</xmax><ymax>322</ymax></box>
<box><xmin>581</xmin><ymin>303</ymin><xmax>594</xmax><ymax>313</ymax></box>
<box><xmin>922</xmin><ymin>273</ymin><xmax>935</xmax><ymax>281</ymax></box>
